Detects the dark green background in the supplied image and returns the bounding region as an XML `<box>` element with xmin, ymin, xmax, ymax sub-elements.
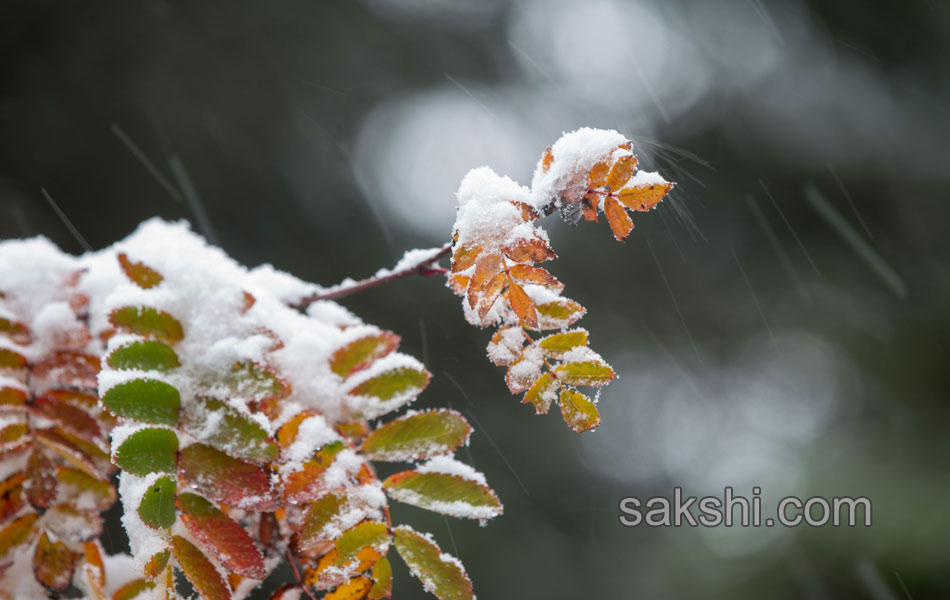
<box><xmin>2</xmin><ymin>1</ymin><xmax>948</xmax><ymax>598</ymax></box>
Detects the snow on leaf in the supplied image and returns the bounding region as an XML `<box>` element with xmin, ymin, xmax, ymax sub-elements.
<box><xmin>559</xmin><ymin>389</ymin><xmax>600</xmax><ymax>433</ymax></box>
<box><xmin>501</xmin><ymin>236</ymin><xmax>556</xmax><ymax>264</ymax></box>
<box><xmin>101</xmin><ymin>379</ymin><xmax>181</xmax><ymax>426</ymax></box>
<box><xmin>178</xmin><ymin>443</ymin><xmax>277</xmax><ymax>511</ymax></box>
<box><xmin>115</xmin><ymin>427</ymin><xmax>178</xmax><ymax>476</ymax></box>
<box><xmin>507</xmin><ymin>264</ymin><xmax>563</xmax><ymax>292</ymax></box>
<box><xmin>335</xmin><ymin>521</ymin><xmax>390</xmax><ymax>565</ymax></box>
<box><xmin>537</xmin><ymin>329</ymin><xmax>589</xmax><ymax>357</ymax></box>
<box><xmin>523</xmin><ymin>372</ymin><xmax>557</xmax><ymax>415</ymax></box>
<box><xmin>535</xmin><ymin>299</ymin><xmax>586</xmax><ymax>330</ymax></box>
<box><xmin>56</xmin><ymin>466</ymin><xmax>116</xmax><ymax>511</ymax></box>
<box><xmin>554</xmin><ymin>361</ymin><xmax>616</xmax><ymax>387</ymax></box>
<box><xmin>106</xmin><ymin>340</ymin><xmax>180</xmax><ymax>372</ymax></box>
<box><xmin>486</xmin><ymin>325</ymin><xmax>525</xmax><ymax>366</ymax></box>
<box><xmin>393</xmin><ymin>526</ymin><xmax>473</xmax><ymax>600</ymax></box>
<box><xmin>137</xmin><ymin>475</ymin><xmax>176</xmax><ymax>529</ymax></box>
<box><xmin>32</xmin><ymin>351</ymin><xmax>100</xmax><ymax>389</ymax></box>
<box><xmin>177</xmin><ymin>492</ymin><xmax>266</xmax><ymax>579</ymax></box>
<box><xmin>0</xmin><ymin>317</ymin><xmax>30</xmax><ymax>345</ymax></box>
<box><xmin>604</xmin><ymin>196</ymin><xmax>634</xmax><ymax>241</ymax></box>
<box><xmin>330</xmin><ymin>332</ymin><xmax>400</xmax><ymax>378</ymax></box>
<box><xmin>181</xmin><ymin>396</ymin><xmax>278</xmax><ymax>465</ymax></box>
<box><xmin>108</xmin><ymin>306</ymin><xmax>183</xmax><ymax>343</ymax></box>
<box><xmin>383</xmin><ymin>471</ymin><xmax>502</xmax><ymax>520</ymax></box>
<box><xmin>35</xmin><ymin>428</ymin><xmax>103</xmax><ymax>478</ymax></box>
<box><xmin>360</xmin><ymin>410</ymin><xmax>471</xmax><ymax>462</ymax></box>
<box><xmin>368</xmin><ymin>556</ymin><xmax>392</xmax><ymax>600</ymax></box>
<box><xmin>144</xmin><ymin>549</ymin><xmax>170</xmax><ymax>579</ymax></box>
<box><xmin>171</xmin><ymin>534</ymin><xmax>231</xmax><ymax>600</ymax></box>
<box><xmin>117</xmin><ymin>253</ymin><xmax>164</xmax><ymax>289</ymax></box>
<box><xmin>32</xmin><ymin>393</ymin><xmax>103</xmax><ymax>442</ymax></box>
<box><xmin>346</xmin><ymin>366</ymin><xmax>431</xmax><ymax>420</ymax></box>
<box><xmin>506</xmin><ymin>278</ymin><xmax>538</xmax><ymax>330</ymax></box>
<box><xmin>283</xmin><ymin>441</ymin><xmax>345</xmax><ymax>504</ymax></box>
<box><xmin>295</xmin><ymin>492</ymin><xmax>346</xmax><ymax>555</ymax></box>
<box><xmin>0</xmin><ymin>512</ymin><xmax>38</xmax><ymax>561</ymax></box>
<box><xmin>43</xmin><ymin>504</ymin><xmax>103</xmax><ymax>542</ymax></box>
<box><xmin>33</xmin><ymin>530</ymin><xmax>76</xmax><ymax>592</ymax></box>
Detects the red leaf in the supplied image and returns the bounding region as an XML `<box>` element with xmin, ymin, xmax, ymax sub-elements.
<box><xmin>33</xmin><ymin>531</ymin><xmax>77</xmax><ymax>592</ymax></box>
<box><xmin>178</xmin><ymin>443</ymin><xmax>278</xmax><ymax>511</ymax></box>
<box><xmin>177</xmin><ymin>493</ymin><xmax>266</xmax><ymax>579</ymax></box>
<box><xmin>118</xmin><ymin>252</ymin><xmax>164</xmax><ymax>289</ymax></box>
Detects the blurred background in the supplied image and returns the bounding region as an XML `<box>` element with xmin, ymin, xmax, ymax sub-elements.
<box><xmin>2</xmin><ymin>0</ymin><xmax>949</xmax><ymax>597</ymax></box>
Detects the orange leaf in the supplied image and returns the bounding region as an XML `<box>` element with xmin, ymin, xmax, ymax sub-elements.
<box><xmin>587</xmin><ymin>161</ymin><xmax>609</xmax><ymax>188</ymax></box>
<box><xmin>511</xmin><ymin>201</ymin><xmax>539</xmax><ymax>222</ymax></box>
<box><xmin>604</xmin><ymin>197</ymin><xmax>634</xmax><ymax>241</ymax></box>
<box><xmin>617</xmin><ymin>182</ymin><xmax>675</xmax><ymax>212</ymax></box>
<box><xmin>476</xmin><ymin>271</ymin><xmax>507</xmax><ymax>321</ymax></box>
<box><xmin>466</xmin><ymin>253</ymin><xmax>503</xmax><ymax>310</ymax></box>
<box><xmin>502</xmin><ymin>236</ymin><xmax>556</xmax><ymax>264</ymax></box>
<box><xmin>506</xmin><ymin>278</ymin><xmax>538</xmax><ymax>330</ymax></box>
<box><xmin>447</xmin><ymin>274</ymin><xmax>470</xmax><ymax>295</ymax></box>
<box><xmin>605</xmin><ymin>155</ymin><xmax>636</xmax><ymax>190</ymax></box>
<box><xmin>117</xmin><ymin>252</ymin><xmax>164</xmax><ymax>289</ymax></box>
<box><xmin>581</xmin><ymin>193</ymin><xmax>599</xmax><ymax>222</ymax></box>
<box><xmin>82</xmin><ymin>541</ymin><xmax>106</xmax><ymax>596</ymax></box>
<box><xmin>326</xmin><ymin>576</ymin><xmax>372</xmax><ymax>600</ymax></box>
<box><xmin>33</xmin><ymin>531</ymin><xmax>77</xmax><ymax>592</ymax></box>
<box><xmin>450</xmin><ymin>245</ymin><xmax>482</xmax><ymax>274</ymax></box>
<box><xmin>507</xmin><ymin>265</ymin><xmax>563</xmax><ymax>292</ymax></box>
<box><xmin>171</xmin><ymin>535</ymin><xmax>231</xmax><ymax>600</ymax></box>
<box><xmin>541</xmin><ymin>146</ymin><xmax>554</xmax><ymax>173</ymax></box>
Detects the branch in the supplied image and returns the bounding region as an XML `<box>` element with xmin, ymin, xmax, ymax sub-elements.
<box><xmin>291</xmin><ymin>242</ymin><xmax>452</xmax><ymax>310</ymax></box>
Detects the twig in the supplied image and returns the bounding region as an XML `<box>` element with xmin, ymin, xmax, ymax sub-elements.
<box><xmin>292</xmin><ymin>242</ymin><xmax>452</xmax><ymax>310</ymax></box>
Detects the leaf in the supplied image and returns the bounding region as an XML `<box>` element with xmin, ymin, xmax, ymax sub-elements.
<box><xmin>587</xmin><ymin>160</ymin><xmax>609</xmax><ymax>188</ymax></box>
<box><xmin>449</xmin><ymin>244</ymin><xmax>481</xmax><ymax>274</ymax></box>
<box><xmin>109</xmin><ymin>306</ymin><xmax>183</xmax><ymax>343</ymax></box>
<box><xmin>466</xmin><ymin>253</ymin><xmax>503</xmax><ymax>310</ymax></box>
<box><xmin>0</xmin><ymin>347</ymin><xmax>27</xmax><ymax>369</ymax></box>
<box><xmin>554</xmin><ymin>361</ymin><xmax>616</xmax><ymax>387</ymax></box>
<box><xmin>171</xmin><ymin>535</ymin><xmax>231</xmax><ymax>600</ymax></box>
<box><xmin>475</xmin><ymin>271</ymin><xmax>507</xmax><ymax>321</ymax></box>
<box><xmin>505</xmin><ymin>346</ymin><xmax>542</xmax><ymax>394</ymax></box>
<box><xmin>605</xmin><ymin>155</ymin><xmax>635</xmax><ymax>190</ymax></box>
<box><xmin>101</xmin><ymin>379</ymin><xmax>180</xmax><ymax>426</ymax></box>
<box><xmin>115</xmin><ymin>427</ymin><xmax>178</xmax><ymax>476</ymax></box>
<box><xmin>501</xmin><ymin>236</ymin><xmax>556</xmax><ymax>264</ymax></box>
<box><xmin>506</xmin><ymin>278</ymin><xmax>538</xmax><ymax>330</ymax></box>
<box><xmin>0</xmin><ymin>317</ymin><xmax>30</xmax><ymax>344</ymax></box>
<box><xmin>330</xmin><ymin>332</ymin><xmax>400</xmax><ymax>378</ymax></box>
<box><xmin>117</xmin><ymin>252</ymin><xmax>164</xmax><ymax>288</ymax></box>
<box><xmin>347</xmin><ymin>367</ymin><xmax>430</xmax><ymax>404</ymax></box>
<box><xmin>393</xmin><ymin>526</ymin><xmax>473</xmax><ymax>600</ymax></box>
<box><xmin>296</xmin><ymin>492</ymin><xmax>346</xmax><ymax>555</ymax></box>
<box><xmin>307</xmin><ymin>546</ymin><xmax>380</xmax><ymax>590</ymax></box>
<box><xmin>335</xmin><ymin>521</ymin><xmax>390</xmax><ymax>565</ymax></box>
<box><xmin>56</xmin><ymin>467</ymin><xmax>116</xmax><ymax>511</ymax></box>
<box><xmin>228</xmin><ymin>361</ymin><xmax>290</xmax><ymax>403</ymax></box>
<box><xmin>538</xmin><ymin>329</ymin><xmax>589</xmax><ymax>357</ymax></box>
<box><xmin>0</xmin><ymin>472</ymin><xmax>25</xmax><ymax>521</ymax></box>
<box><xmin>106</xmin><ymin>340</ymin><xmax>180</xmax><ymax>372</ymax></box>
<box><xmin>617</xmin><ymin>181</ymin><xmax>674</xmax><ymax>212</ymax></box>
<box><xmin>326</xmin><ymin>577</ymin><xmax>372</xmax><ymax>600</ymax></box>
<box><xmin>138</xmin><ymin>476</ymin><xmax>176</xmax><ymax>529</ymax></box>
<box><xmin>535</xmin><ymin>299</ymin><xmax>586</xmax><ymax>330</ymax></box>
<box><xmin>25</xmin><ymin>450</ymin><xmax>57</xmax><ymax>509</ymax></box>
<box><xmin>144</xmin><ymin>549</ymin><xmax>170</xmax><ymax>579</ymax></box>
<box><xmin>383</xmin><ymin>471</ymin><xmax>502</xmax><ymax>520</ymax></box>
<box><xmin>0</xmin><ymin>512</ymin><xmax>38</xmax><ymax>560</ymax></box>
<box><xmin>486</xmin><ymin>325</ymin><xmax>525</xmax><ymax>366</ymax></box>
<box><xmin>540</xmin><ymin>145</ymin><xmax>554</xmax><ymax>173</ymax></box>
<box><xmin>523</xmin><ymin>372</ymin><xmax>558</xmax><ymax>415</ymax></box>
<box><xmin>178</xmin><ymin>443</ymin><xmax>277</xmax><ymax>511</ymax></box>
<box><xmin>507</xmin><ymin>264</ymin><xmax>563</xmax><ymax>292</ymax></box>
<box><xmin>177</xmin><ymin>493</ymin><xmax>266</xmax><ymax>579</ymax></box>
<box><xmin>82</xmin><ymin>541</ymin><xmax>106</xmax><ymax>597</ymax></box>
<box><xmin>181</xmin><ymin>396</ymin><xmax>277</xmax><ymax>465</ymax></box>
<box><xmin>0</xmin><ymin>422</ymin><xmax>28</xmax><ymax>453</ymax></box>
<box><xmin>361</xmin><ymin>410</ymin><xmax>471</xmax><ymax>462</ymax></box>
<box><xmin>33</xmin><ymin>393</ymin><xmax>103</xmax><ymax>441</ymax></box>
<box><xmin>33</xmin><ymin>531</ymin><xmax>77</xmax><ymax>592</ymax></box>
<box><xmin>604</xmin><ymin>196</ymin><xmax>634</xmax><ymax>241</ymax></box>
<box><xmin>43</xmin><ymin>504</ymin><xmax>103</xmax><ymax>542</ymax></box>
<box><xmin>283</xmin><ymin>441</ymin><xmax>346</xmax><ymax>503</ymax></box>
<box><xmin>32</xmin><ymin>351</ymin><xmax>100</xmax><ymax>388</ymax></box>
<box><xmin>559</xmin><ymin>389</ymin><xmax>601</xmax><ymax>433</ymax></box>
<box><xmin>581</xmin><ymin>193</ymin><xmax>599</xmax><ymax>222</ymax></box>
<box><xmin>35</xmin><ymin>428</ymin><xmax>102</xmax><ymax>478</ymax></box>
<box><xmin>112</xmin><ymin>579</ymin><xmax>156</xmax><ymax>600</ymax></box>
<box><xmin>368</xmin><ymin>557</ymin><xmax>393</xmax><ymax>600</ymax></box>
<box><xmin>511</xmin><ymin>201</ymin><xmax>539</xmax><ymax>222</ymax></box>
<box><xmin>0</xmin><ymin>383</ymin><xmax>26</xmax><ymax>409</ymax></box>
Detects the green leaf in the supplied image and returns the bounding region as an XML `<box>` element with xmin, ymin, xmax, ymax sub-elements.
<box><xmin>178</xmin><ymin>443</ymin><xmax>277</xmax><ymax>511</ymax></box>
<box><xmin>534</xmin><ymin>299</ymin><xmax>586</xmax><ymax>330</ymax></box>
<box><xmin>523</xmin><ymin>372</ymin><xmax>557</xmax><ymax>415</ymax></box>
<box><xmin>109</xmin><ymin>306</ymin><xmax>183</xmax><ymax>343</ymax></box>
<box><xmin>115</xmin><ymin>427</ymin><xmax>178</xmax><ymax>476</ymax></box>
<box><xmin>101</xmin><ymin>379</ymin><xmax>181</xmax><ymax>426</ymax></box>
<box><xmin>143</xmin><ymin>549</ymin><xmax>170</xmax><ymax>579</ymax></box>
<box><xmin>138</xmin><ymin>476</ymin><xmax>176</xmax><ymax>529</ymax></box>
<box><xmin>171</xmin><ymin>535</ymin><xmax>230</xmax><ymax>600</ymax></box>
<box><xmin>361</xmin><ymin>410</ymin><xmax>471</xmax><ymax>462</ymax></box>
<box><xmin>296</xmin><ymin>492</ymin><xmax>346</xmax><ymax>555</ymax></box>
<box><xmin>368</xmin><ymin>556</ymin><xmax>393</xmax><ymax>600</ymax></box>
<box><xmin>554</xmin><ymin>361</ymin><xmax>616</xmax><ymax>387</ymax></box>
<box><xmin>348</xmin><ymin>367</ymin><xmax>430</xmax><ymax>402</ymax></box>
<box><xmin>335</xmin><ymin>521</ymin><xmax>390</xmax><ymax>565</ymax></box>
<box><xmin>181</xmin><ymin>396</ymin><xmax>277</xmax><ymax>465</ymax></box>
<box><xmin>537</xmin><ymin>329</ymin><xmax>588</xmax><ymax>357</ymax></box>
<box><xmin>383</xmin><ymin>471</ymin><xmax>502</xmax><ymax>520</ymax></box>
<box><xmin>106</xmin><ymin>340</ymin><xmax>180</xmax><ymax>372</ymax></box>
<box><xmin>330</xmin><ymin>332</ymin><xmax>400</xmax><ymax>378</ymax></box>
<box><xmin>177</xmin><ymin>493</ymin><xmax>266</xmax><ymax>579</ymax></box>
<box><xmin>118</xmin><ymin>252</ymin><xmax>164</xmax><ymax>289</ymax></box>
<box><xmin>393</xmin><ymin>526</ymin><xmax>473</xmax><ymax>600</ymax></box>
<box><xmin>559</xmin><ymin>389</ymin><xmax>601</xmax><ymax>433</ymax></box>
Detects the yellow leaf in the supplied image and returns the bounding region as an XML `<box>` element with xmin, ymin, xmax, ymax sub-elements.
<box><xmin>559</xmin><ymin>389</ymin><xmax>601</xmax><ymax>433</ymax></box>
<box><xmin>605</xmin><ymin>155</ymin><xmax>636</xmax><ymax>190</ymax></box>
<box><xmin>617</xmin><ymin>182</ymin><xmax>675</xmax><ymax>212</ymax></box>
<box><xmin>523</xmin><ymin>372</ymin><xmax>557</xmax><ymax>414</ymax></box>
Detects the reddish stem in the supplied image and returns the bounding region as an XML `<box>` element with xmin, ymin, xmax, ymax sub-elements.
<box><xmin>291</xmin><ymin>242</ymin><xmax>452</xmax><ymax>310</ymax></box>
